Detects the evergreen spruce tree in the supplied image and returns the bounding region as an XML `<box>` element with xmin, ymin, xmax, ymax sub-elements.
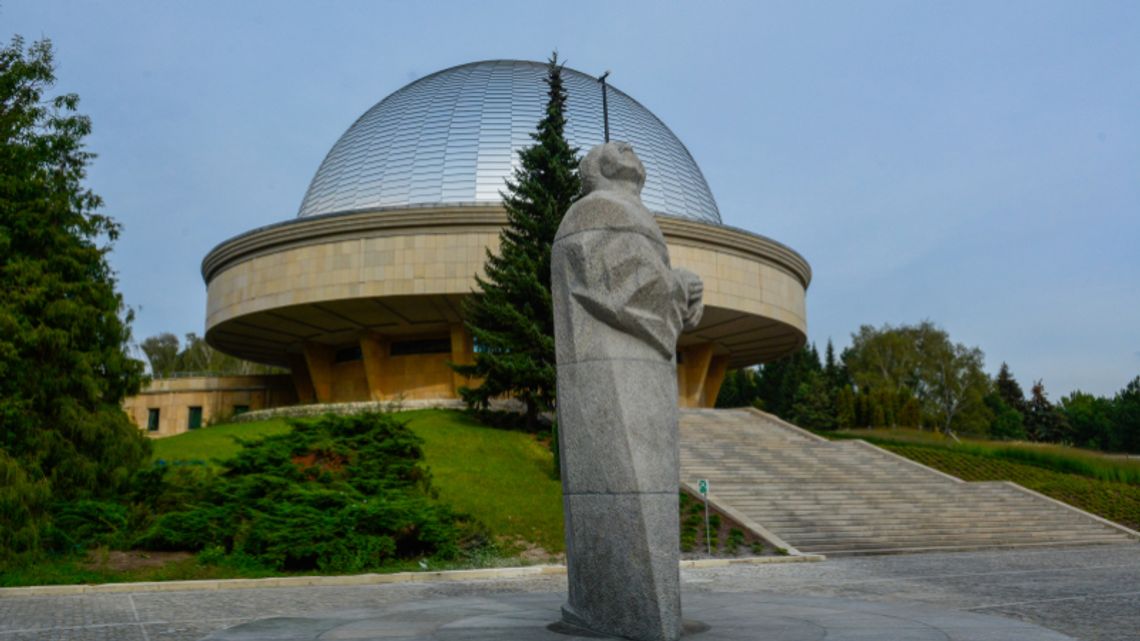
<box><xmin>1025</xmin><ymin>380</ymin><xmax>1071</xmax><ymax>443</ymax></box>
<box><xmin>715</xmin><ymin>369</ymin><xmax>742</xmax><ymax>407</ymax></box>
<box><xmin>0</xmin><ymin>37</ymin><xmax>150</xmax><ymax>559</ymax></box>
<box><xmin>1113</xmin><ymin>377</ymin><xmax>1140</xmax><ymax>454</ymax></box>
<box><xmin>995</xmin><ymin>363</ymin><xmax>1027</xmax><ymax>415</ymax></box>
<box><xmin>452</xmin><ymin>53</ymin><xmax>580</xmax><ymax>427</ymax></box>
<box><xmin>756</xmin><ymin>344</ymin><xmax>822</xmax><ymax>418</ymax></box>
<box><xmin>790</xmin><ymin>371</ymin><xmax>836</xmax><ymax>430</ymax></box>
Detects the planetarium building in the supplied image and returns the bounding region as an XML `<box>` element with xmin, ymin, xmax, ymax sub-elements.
<box><xmin>136</xmin><ymin>60</ymin><xmax>810</xmax><ymax>434</ymax></box>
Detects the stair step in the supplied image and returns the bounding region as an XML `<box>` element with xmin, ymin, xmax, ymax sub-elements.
<box><xmin>678</xmin><ymin>409</ymin><xmax>1136</xmax><ymax>555</ymax></box>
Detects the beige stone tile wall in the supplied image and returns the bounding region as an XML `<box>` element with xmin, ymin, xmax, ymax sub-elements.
<box><xmin>123</xmin><ymin>375</ymin><xmax>297</xmax><ymax>438</ymax></box>
<box><xmin>667</xmin><ymin>243</ymin><xmax>807</xmax><ymax>334</ymax></box>
<box><xmin>377</xmin><ymin>353</ymin><xmax>455</xmax><ymax>400</ymax></box>
<box><xmin>208</xmin><ymin>233</ymin><xmax>805</xmax><ymax>342</ymax></box>
<box><xmin>202</xmin><ymin>211</ymin><xmax>809</xmax><ymax>409</ymax></box>
<box><xmin>207</xmin><ymin>232</ymin><xmax>501</xmax><ymax>329</ymax></box>
<box><xmin>330</xmin><ymin>361</ymin><xmax>371</xmax><ymax>403</ymax></box>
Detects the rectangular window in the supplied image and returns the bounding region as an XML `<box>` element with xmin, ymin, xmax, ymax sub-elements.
<box><xmin>335</xmin><ymin>346</ymin><xmax>363</xmax><ymax>363</ymax></box>
<box><xmin>147</xmin><ymin>408</ymin><xmax>160</xmax><ymax>432</ymax></box>
<box><xmin>188</xmin><ymin>406</ymin><xmax>203</xmax><ymax>430</ymax></box>
<box><xmin>390</xmin><ymin>338</ymin><xmax>451</xmax><ymax>356</ymax></box>
<box><xmin>232</xmin><ymin>405</ymin><xmax>250</xmax><ymax>416</ymax></box>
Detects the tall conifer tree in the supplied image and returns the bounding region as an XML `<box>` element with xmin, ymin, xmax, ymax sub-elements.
<box><xmin>453</xmin><ymin>54</ymin><xmax>580</xmax><ymax>427</ymax></box>
<box><xmin>995</xmin><ymin>362</ymin><xmax>1027</xmax><ymax>415</ymax></box>
<box><xmin>0</xmin><ymin>37</ymin><xmax>150</xmax><ymax>558</ymax></box>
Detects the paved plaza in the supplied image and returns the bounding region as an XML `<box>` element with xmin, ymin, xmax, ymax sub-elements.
<box><xmin>1</xmin><ymin>544</ymin><xmax>1137</xmax><ymax>641</ymax></box>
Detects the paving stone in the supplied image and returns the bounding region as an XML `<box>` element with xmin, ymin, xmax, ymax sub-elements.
<box><xmin>4</xmin><ymin>545</ymin><xmax>1139</xmax><ymax>641</ymax></box>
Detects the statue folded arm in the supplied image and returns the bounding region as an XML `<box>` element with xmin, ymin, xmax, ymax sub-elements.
<box><xmin>557</xmin><ymin>218</ymin><xmax>702</xmax><ymax>360</ymax></box>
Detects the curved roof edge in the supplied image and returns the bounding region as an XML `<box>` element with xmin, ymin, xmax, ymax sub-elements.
<box><xmin>202</xmin><ymin>205</ymin><xmax>810</xmax><ymax>289</ymax></box>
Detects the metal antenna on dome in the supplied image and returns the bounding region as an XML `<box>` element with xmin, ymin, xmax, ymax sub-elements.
<box><xmin>597</xmin><ymin>71</ymin><xmax>611</xmax><ymax>142</ymax></box>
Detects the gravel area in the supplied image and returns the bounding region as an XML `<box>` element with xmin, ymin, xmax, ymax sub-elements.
<box><xmin>2</xmin><ymin>544</ymin><xmax>1137</xmax><ymax>641</ymax></box>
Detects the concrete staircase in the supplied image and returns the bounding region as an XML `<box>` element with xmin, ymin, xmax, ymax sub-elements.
<box><xmin>679</xmin><ymin>408</ymin><xmax>1138</xmax><ymax>555</ymax></box>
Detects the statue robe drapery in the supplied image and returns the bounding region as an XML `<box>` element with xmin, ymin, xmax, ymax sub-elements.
<box><xmin>553</xmin><ymin>172</ymin><xmax>701</xmax><ymax>641</ymax></box>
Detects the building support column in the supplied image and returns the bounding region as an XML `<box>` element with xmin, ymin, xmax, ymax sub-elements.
<box><xmin>360</xmin><ymin>333</ymin><xmax>389</xmax><ymax>401</ymax></box>
<box><xmin>288</xmin><ymin>354</ymin><xmax>317</xmax><ymax>405</ymax></box>
<box><xmin>302</xmin><ymin>343</ymin><xmax>335</xmax><ymax>404</ymax></box>
<box><xmin>703</xmin><ymin>355</ymin><xmax>730</xmax><ymax>408</ymax></box>
<box><xmin>449</xmin><ymin>323</ymin><xmax>474</xmax><ymax>398</ymax></box>
<box><xmin>678</xmin><ymin>343</ymin><xmax>714</xmax><ymax>408</ymax></box>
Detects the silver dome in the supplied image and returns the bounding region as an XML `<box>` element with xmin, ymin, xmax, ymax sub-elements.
<box><xmin>297</xmin><ymin>60</ymin><xmax>721</xmax><ymax>224</ymax></box>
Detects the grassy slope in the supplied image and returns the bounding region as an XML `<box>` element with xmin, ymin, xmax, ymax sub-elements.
<box><xmin>402</xmin><ymin>410</ymin><xmax>564</xmax><ymax>553</ymax></box>
<box><xmin>150</xmin><ymin>409</ymin><xmax>564</xmax><ymax>553</ymax></box>
<box><xmin>828</xmin><ymin>428</ymin><xmax>1140</xmax><ymax>532</ymax></box>
<box><xmin>151</xmin><ymin>419</ymin><xmax>293</xmax><ymax>464</ymax></box>
<box><xmin>832</xmin><ymin>428</ymin><xmax>1140</xmax><ymax>484</ymax></box>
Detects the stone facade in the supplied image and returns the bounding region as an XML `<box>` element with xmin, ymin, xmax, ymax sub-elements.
<box><xmin>195</xmin><ymin>205</ymin><xmax>809</xmax><ymax>415</ymax></box>
<box><xmin>123</xmin><ymin>375</ymin><xmax>297</xmax><ymax>438</ymax></box>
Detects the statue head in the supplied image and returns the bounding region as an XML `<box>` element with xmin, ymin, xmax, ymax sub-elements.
<box><xmin>579</xmin><ymin>142</ymin><xmax>646</xmax><ymax>197</ymax></box>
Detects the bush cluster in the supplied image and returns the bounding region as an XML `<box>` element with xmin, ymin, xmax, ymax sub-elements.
<box><xmin>123</xmin><ymin>410</ymin><xmax>485</xmax><ymax>570</ymax></box>
<box><xmin>130</xmin><ymin>412</ymin><xmax>488</xmax><ymax>572</ymax></box>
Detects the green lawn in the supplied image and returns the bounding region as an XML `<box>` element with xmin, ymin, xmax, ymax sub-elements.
<box><xmin>403</xmin><ymin>410</ymin><xmax>564</xmax><ymax>553</ymax></box>
<box><xmin>148</xmin><ymin>409</ymin><xmax>565</xmax><ymax>553</ymax></box>
<box><xmin>151</xmin><ymin>418</ymin><xmax>293</xmax><ymax>464</ymax></box>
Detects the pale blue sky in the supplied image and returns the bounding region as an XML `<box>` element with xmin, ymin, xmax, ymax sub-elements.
<box><xmin>5</xmin><ymin>1</ymin><xmax>1138</xmax><ymax>397</ymax></box>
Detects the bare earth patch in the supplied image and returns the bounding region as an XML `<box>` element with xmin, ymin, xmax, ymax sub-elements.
<box><xmin>83</xmin><ymin>550</ymin><xmax>195</xmax><ymax>572</ymax></box>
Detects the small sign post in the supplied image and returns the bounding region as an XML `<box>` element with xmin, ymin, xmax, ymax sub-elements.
<box><xmin>697</xmin><ymin>479</ymin><xmax>711</xmax><ymax>555</ymax></box>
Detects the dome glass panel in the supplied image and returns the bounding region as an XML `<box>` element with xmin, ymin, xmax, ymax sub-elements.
<box><xmin>297</xmin><ymin>60</ymin><xmax>721</xmax><ymax>224</ymax></box>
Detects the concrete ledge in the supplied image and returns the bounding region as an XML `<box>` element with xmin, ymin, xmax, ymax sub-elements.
<box><xmin>680</xmin><ymin>554</ymin><xmax>825</xmax><ymax>568</ymax></box>
<box><xmin>0</xmin><ymin>564</ymin><xmax>566</xmax><ymax>598</ymax></box>
<box><xmin>816</xmin><ymin>539</ymin><xmax>1133</xmax><ymax>557</ymax></box>
<box><xmin>0</xmin><ymin>555</ymin><xmax>825</xmax><ymax>598</ymax></box>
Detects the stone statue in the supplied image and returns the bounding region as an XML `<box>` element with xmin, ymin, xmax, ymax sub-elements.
<box><xmin>552</xmin><ymin>142</ymin><xmax>703</xmax><ymax>641</ymax></box>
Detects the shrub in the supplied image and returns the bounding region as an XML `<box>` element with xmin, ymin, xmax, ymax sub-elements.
<box><xmin>134</xmin><ymin>412</ymin><xmax>485</xmax><ymax>572</ymax></box>
<box><xmin>44</xmin><ymin>499</ymin><xmax>130</xmax><ymax>553</ymax></box>
<box><xmin>727</xmin><ymin>528</ymin><xmax>745</xmax><ymax>553</ymax></box>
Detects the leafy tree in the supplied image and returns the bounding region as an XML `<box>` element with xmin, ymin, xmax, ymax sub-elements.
<box><xmin>0</xmin><ymin>37</ymin><xmax>150</xmax><ymax>558</ymax></box>
<box><xmin>925</xmin><ymin>340</ymin><xmax>991</xmax><ymax>434</ymax></box>
<box><xmin>834</xmin><ymin>386</ymin><xmax>857</xmax><ymax>428</ymax></box>
<box><xmin>141</xmin><ymin>332</ymin><xmax>282</xmax><ymax>377</ymax></box>
<box><xmin>174</xmin><ymin>333</ymin><xmax>281</xmax><ymax>375</ymax></box>
<box><xmin>452</xmin><ymin>53</ymin><xmax>580</xmax><ymax>427</ymax></box>
<box><xmin>843</xmin><ymin>322</ymin><xmax>990</xmax><ymax>433</ymax></box>
<box><xmin>845</xmin><ymin>322</ymin><xmax>935</xmax><ymax>400</ymax></box>
<box><xmin>1060</xmin><ymin>391</ymin><xmax>1117</xmax><ymax>451</ymax></box>
<box><xmin>984</xmin><ymin>393</ymin><xmax>1027</xmax><ymax>441</ymax></box>
<box><xmin>897</xmin><ymin>393</ymin><xmax>923</xmax><ymax>428</ymax></box>
<box><xmin>140</xmin><ymin>332</ymin><xmax>180</xmax><ymax>377</ymax></box>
